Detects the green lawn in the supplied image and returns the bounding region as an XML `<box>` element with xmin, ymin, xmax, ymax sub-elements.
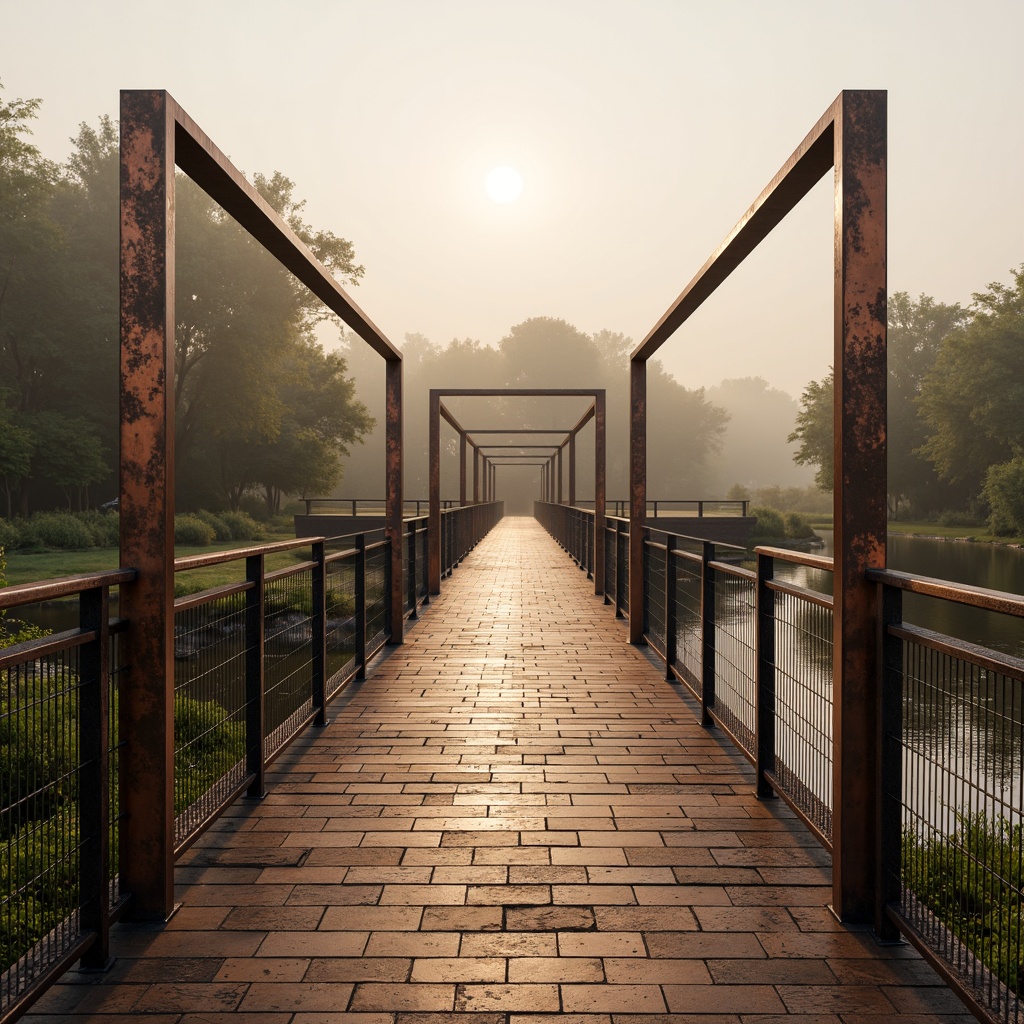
<box><xmin>886</xmin><ymin>521</ymin><xmax>1024</xmax><ymax>544</ymax></box>
<box><xmin>4</xmin><ymin>532</ymin><xmax>303</xmax><ymax>590</ymax></box>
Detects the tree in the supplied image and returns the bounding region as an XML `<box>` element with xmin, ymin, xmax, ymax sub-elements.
<box><xmin>887</xmin><ymin>291</ymin><xmax>968</xmax><ymax>516</ymax></box>
<box><xmin>918</xmin><ymin>267</ymin><xmax>1024</xmax><ymax>501</ymax></box>
<box><xmin>0</xmin><ymin>393</ymin><xmax>32</xmax><ymax>518</ymax></box>
<box><xmin>788</xmin><ymin>371</ymin><xmax>834</xmax><ymax>491</ymax></box>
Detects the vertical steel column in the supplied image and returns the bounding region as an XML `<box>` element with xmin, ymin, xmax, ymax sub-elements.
<box><xmin>312</xmin><ymin>540</ymin><xmax>328</xmax><ymax>723</ymax></box>
<box><xmin>428</xmin><ymin>390</ymin><xmax>441</xmax><ymax>594</ymax></box>
<box><xmin>663</xmin><ymin>535</ymin><xmax>677</xmax><ymax>680</ymax></box>
<box><xmin>118</xmin><ymin>90</ymin><xmax>175</xmax><ymax>920</ymax></box>
<box><xmin>459</xmin><ymin>431</ymin><xmax>467</xmax><ymax>506</ymax></box>
<box><xmin>700</xmin><ymin>541</ymin><xmax>716</xmax><ymax>728</ymax></box>
<box><xmin>245</xmin><ymin>552</ymin><xmax>266</xmax><ymax>798</ymax></box>
<box><xmin>472</xmin><ymin>444</ymin><xmax>480</xmax><ymax>503</ymax></box>
<box><xmin>594</xmin><ymin>392</ymin><xmax>606</xmax><ymax>598</ymax></box>
<box><xmin>877</xmin><ymin>583</ymin><xmax>902</xmax><ymax>940</ymax></box>
<box><xmin>568</xmin><ymin>434</ymin><xmax>576</xmax><ymax>507</ymax></box>
<box><xmin>831</xmin><ymin>90</ymin><xmax>887</xmax><ymax>924</ymax></box>
<box><xmin>628</xmin><ymin>359</ymin><xmax>646</xmax><ymax>642</ymax></box>
<box><xmin>556</xmin><ymin>447</ymin><xmax>563</xmax><ymax>504</ymax></box>
<box><xmin>355</xmin><ymin>535</ymin><xmax>367</xmax><ymax>678</ymax></box>
<box><xmin>386</xmin><ymin>357</ymin><xmax>404</xmax><ymax>642</ymax></box>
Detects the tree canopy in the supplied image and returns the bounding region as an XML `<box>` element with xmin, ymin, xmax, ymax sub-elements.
<box><xmin>0</xmin><ymin>84</ymin><xmax>372</xmax><ymax>516</ymax></box>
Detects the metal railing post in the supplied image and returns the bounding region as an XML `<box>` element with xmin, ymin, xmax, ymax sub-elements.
<box><xmin>614</xmin><ymin>520</ymin><xmax>624</xmax><ymax>618</ymax></box>
<box><xmin>78</xmin><ymin>585</ymin><xmax>110</xmax><ymax>969</ymax></box>
<box><xmin>245</xmin><ymin>553</ymin><xmax>266</xmax><ymax>798</ymax></box>
<box><xmin>755</xmin><ymin>551</ymin><xmax>776</xmax><ymax>798</ymax></box>
<box><xmin>355</xmin><ymin>535</ymin><xmax>367</xmax><ymax>679</ymax></box>
<box><xmin>700</xmin><ymin>541</ymin><xmax>716</xmax><ymax>727</ymax></box>
<box><xmin>312</xmin><ymin>541</ymin><xmax>328</xmax><ymax>726</ymax></box>
<box><xmin>407</xmin><ymin>522</ymin><xmax>417</xmax><ymax>618</ymax></box>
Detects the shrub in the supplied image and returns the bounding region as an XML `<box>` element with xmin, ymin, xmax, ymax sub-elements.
<box><xmin>23</xmin><ymin>511</ymin><xmax>95</xmax><ymax>550</ymax></box>
<box><xmin>220</xmin><ymin>510</ymin><xmax>263</xmax><ymax>541</ymax></box>
<box><xmin>983</xmin><ymin>458</ymin><xmax>1024</xmax><ymax>536</ymax></box>
<box><xmin>0</xmin><ymin>519</ymin><xmax>21</xmax><ymax>551</ymax></box>
<box><xmin>78</xmin><ymin>509</ymin><xmax>120</xmax><ymax>547</ymax></box>
<box><xmin>784</xmin><ymin>511</ymin><xmax>817</xmax><ymax>539</ymax></box>
<box><xmin>174</xmin><ymin>514</ymin><xmax>215</xmax><ymax>546</ymax></box>
<box><xmin>749</xmin><ymin>505</ymin><xmax>786</xmax><ymax>541</ymax></box>
<box><xmin>194</xmin><ymin>509</ymin><xmax>233</xmax><ymax>542</ymax></box>
<box><xmin>937</xmin><ymin>509</ymin><xmax>985</xmax><ymax>529</ymax></box>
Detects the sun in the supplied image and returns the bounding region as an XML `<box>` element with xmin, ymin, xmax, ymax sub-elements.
<box><xmin>484</xmin><ymin>166</ymin><xmax>523</xmax><ymax>204</ymax></box>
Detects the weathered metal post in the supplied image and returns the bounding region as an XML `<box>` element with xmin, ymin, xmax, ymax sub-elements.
<box><xmin>459</xmin><ymin>431</ymin><xmax>467</xmax><ymax>506</ymax></box>
<box><xmin>568</xmin><ymin>434</ymin><xmax>576</xmax><ymax>507</ymax></box>
<box><xmin>594</xmin><ymin>391</ymin><xmax>606</xmax><ymax>598</ymax></box>
<box><xmin>556</xmin><ymin>446</ymin><xmax>563</xmax><ymax>504</ymax></box>
<box><xmin>831</xmin><ymin>90</ymin><xmax>887</xmax><ymax>924</ymax></box>
<box><xmin>428</xmin><ymin>389</ymin><xmax>441</xmax><ymax>594</ymax></box>
<box><xmin>119</xmin><ymin>89</ymin><xmax>175</xmax><ymax>920</ymax></box>
<box><xmin>472</xmin><ymin>442</ymin><xmax>480</xmax><ymax>503</ymax></box>
<box><xmin>628</xmin><ymin>358</ymin><xmax>646</xmax><ymax>643</ymax></box>
<box><xmin>386</xmin><ymin>357</ymin><xmax>404</xmax><ymax>643</ymax></box>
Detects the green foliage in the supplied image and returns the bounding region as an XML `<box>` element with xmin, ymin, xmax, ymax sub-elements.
<box><xmin>194</xmin><ymin>509</ymin><xmax>233</xmax><ymax>541</ymax></box>
<box><xmin>919</xmin><ymin>267</ymin><xmax>1024</xmax><ymax>499</ymax></box>
<box><xmin>0</xmin><ymin>517</ymin><xmax>21</xmax><ymax>550</ymax></box>
<box><xmin>219</xmin><ymin>511</ymin><xmax>263</xmax><ymax>541</ymax></box>
<box><xmin>937</xmin><ymin>509</ymin><xmax>986</xmax><ymax>529</ymax></box>
<box><xmin>173</xmin><ymin>694</ymin><xmax>246</xmax><ymax>816</ymax></box>
<box><xmin>903</xmin><ymin>812</ymin><xmax>1022</xmax><ymax>994</ymax></box>
<box><xmin>784</xmin><ymin>511</ymin><xmax>816</xmax><ymax>539</ymax></box>
<box><xmin>982</xmin><ymin>457</ymin><xmax>1024</xmax><ymax>535</ymax></box>
<box><xmin>788</xmin><ymin>372</ymin><xmax>833</xmax><ymax>491</ymax></box>
<box><xmin>749</xmin><ymin>505</ymin><xmax>787</xmax><ymax>541</ymax></box>
<box><xmin>173</xmin><ymin>514</ymin><xmax>216</xmax><ymax>547</ymax></box>
<box><xmin>22</xmin><ymin>510</ymin><xmax>97</xmax><ymax>550</ymax></box>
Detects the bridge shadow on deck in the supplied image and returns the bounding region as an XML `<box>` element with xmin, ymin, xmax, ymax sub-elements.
<box><xmin>31</xmin><ymin>518</ymin><xmax>968</xmax><ymax>1021</ymax></box>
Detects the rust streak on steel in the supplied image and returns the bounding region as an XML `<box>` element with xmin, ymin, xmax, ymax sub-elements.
<box><xmin>119</xmin><ymin>89</ymin><xmax>176</xmax><ymax>920</ymax></box>
<box><xmin>594</xmin><ymin>389</ymin><xmax>606</xmax><ymax>596</ymax></box>
<box><xmin>569</xmin><ymin>434</ymin><xmax>577</xmax><ymax>510</ymax></box>
<box><xmin>386</xmin><ymin>357</ymin><xmax>404</xmax><ymax>644</ymax></box>
<box><xmin>832</xmin><ymin>89</ymin><xmax>887</xmax><ymax>926</ymax></box>
<box><xmin>459</xmin><ymin>432</ymin><xmax>467</xmax><ymax>506</ymax></box>
<box><xmin>557</xmin><ymin>446</ymin><xmax>564</xmax><ymax>504</ymax></box>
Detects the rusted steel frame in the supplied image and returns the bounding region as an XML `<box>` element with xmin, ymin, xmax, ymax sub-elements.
<box><xmin>754</xmin><ymin>544</ymin><xmax>834</xmax><ymax>573</ymax></box>
<box><xmin>245</xmin><ymin>553</ymin><xmax>266</xmax><ymax>799</ymax></box>
<box><xmin>386</xmin><ymin>357</ymin><xmax>404</xmax><ymax>644</ymax></box>
<box><xmin>568</xmin><ymin>434</ymin><xmax>577</xmax><ymax>507</ymax></box>
<box><xmin>428</xmin><ymin>390</ymin><xmax>442</xmax><ymax>593</ymax></box>
<box><xmin>630</xmin><ymin>98</ymin><xmax>839</xmax><ymax>363</ymax></box>
<box><xmin>119</xmin><ymin>90</ymin><xmax>177</xmax><ymax>920</ymax></box>
<box><xmin>459</xmin><ymin>432</ymin><xmax>467</xmax><ymax>506</ymax></box>
<box><xmin>593</xmin><ymin>390</ymin><xmax>606</xmax><ymax>597</ymax></box>
<box><xmin>831</xmin><ymin>90</ymin><xmax>886</xmax><ymax>926</ymax></box>
<box><xmin>463</xmin><ymin>427</ymin><xmax>577</xmax><ymax>435</ymax></box>
<box><xmin>472</xmin><ymin>443</ymin><xmax>480</xmax><ymax>503</ymax></box>
<box><xmin>628</xmin><ymin>359</ymin><xmax>646</xmax><ymax>642</ymax></box>
<box><xmin>556</xmin><ymin>447</ymin><xmax>564</xmax><ymax>504</ymax></box>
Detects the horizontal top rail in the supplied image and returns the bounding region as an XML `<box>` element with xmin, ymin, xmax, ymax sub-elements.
<box><xmin>0</xmin><ymin>568</ymin><xmax>137</xmax><ymax>610</ymax></box>
<box><xmin>174</xmin><ymin>537</ymin><xmax>321</xmax><ymax>572</ymax></box>
<box><xmin>755</xmin><ymin>545</ymin><xmax>834</xmax><ymax>572</ymax></box>
<box><xmin>890</xmin><ymin>621</ymin><xmax>1024</xmax><ymax>680</ymax></box>
<box><xmin>868</xmin><ymin>567</ymin><xmax>1024</xmax><ymax>617</ymax></box>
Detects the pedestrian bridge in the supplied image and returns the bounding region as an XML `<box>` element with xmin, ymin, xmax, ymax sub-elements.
<box><xmin>27</xmin><ymin>519</ymin><xmax>966</xmax><ymax>1020</ymax></box>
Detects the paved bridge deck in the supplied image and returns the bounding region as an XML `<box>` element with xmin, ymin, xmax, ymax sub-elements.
<box><xmin>33</xmin><ymin>517</ymin><xmax>967</xmax><ymax>1022</ymax></box>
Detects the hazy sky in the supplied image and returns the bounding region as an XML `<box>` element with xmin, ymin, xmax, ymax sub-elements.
<box><xmin>2</xmin><ymin>0</ymin><xmax>1021</xmax><ymax>399</ymax></box>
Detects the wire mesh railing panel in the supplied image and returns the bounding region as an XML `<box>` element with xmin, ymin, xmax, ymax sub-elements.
<box><xmin>712</xmin><ymin>568</ymin><xmax>757</xmax><ymax>757</ymax></box>
<box><xmin>673</xmin><ymin>551</ymin><xmax>703</xmax><ymax>689</ymax></box>
<box><xmin>325</xmin><ymin>554</ymin><xmax>357</xmax><ymax>696</ymax></box>
<box><xmin>264</xmin><ymin>568</ymin><xmax>314</xmax><ymax>758</ymax></box>
<box><xmin>365</xmin><ymin>544</ymin><xmax>389</xmax><ymax>655</ymax></box>
<box><xmin>773</xmin><ymin>588</ymin><xmax>834</xmax><ymax>842</ymax></box>
<box><xmin>172</xmin><ymin>592</ymin><xmax>248</xmax><ymax>847</ymax></box>
<box><xmin>1</xmin><ymin>642</ymin><xmax>86</xmax><ymax>1008</ymax></box>
<box><xmin>892</xmin><ymin>630</ymin><xmax>1022</xmax><ymax>1023</ymax></box>
<box><xmin>107</xmin><ymin>626</ymin><xmax>126</xmax><ymax>914</ymax></box>
<box><xmin>645</xmin><ymin>541</ymin><xmax>667</xmax><ymax>658</ymax></box>
<box><xmin>415</xmin><ymin>526</ymin><xmax>428</xmax><ymax>600</ymax></box>
<box><xmin>604</xmin><ymin>527</ymin><xmax>616</xmax><ymax>603</ymax></box>
<box><xmin>617</xmin><ymin>529</ymin><xmax>629</xmax><ymax>614</ymax></box>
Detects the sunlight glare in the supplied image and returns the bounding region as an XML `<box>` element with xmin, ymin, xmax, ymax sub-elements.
<box><xmin>484</xmin><ymin>166</ymin><xmax>523</xmax><ymax>204</ymax></box>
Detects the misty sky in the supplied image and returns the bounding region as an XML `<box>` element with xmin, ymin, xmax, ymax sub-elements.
<box><xmin>2</xmin><ymin>0</ymin><xmax>1021</xmax><ymax>400</ymax></box>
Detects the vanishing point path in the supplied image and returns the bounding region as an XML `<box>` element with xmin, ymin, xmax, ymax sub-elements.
<box><xmin>33</xmin><ymin>517</ymin><xmax>967</xmax><ymax>1022</ymax></box>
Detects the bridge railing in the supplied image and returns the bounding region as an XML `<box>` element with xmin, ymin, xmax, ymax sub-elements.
<box><xmin>0</xmin><ymin>505</ymin><xmax>500</xmax><ymax>1021</ymax></box>
<box><xmin>575</xmin><ymin>498</ymin><xmax>749</xmax><ymax>518</ymax></box>
<box><xmin>537</xmin><ymin>503</ymin><xmax>1023</xmax><ymax>1024</ymax></box>
<box><xmin>302</xmin><ymin>498</ymin><xmax>459</xmax><ymax>517</ymax></box>
<box><xmin>440</xmin><ymin>502</ymin><xmax>505</xmax><ymax>579</ymax></box>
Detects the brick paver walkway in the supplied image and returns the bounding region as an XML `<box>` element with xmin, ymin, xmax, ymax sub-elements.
<box><xmin>33</xmin><ymin>517</ymin><xmax>968</xmax><ymax>1022</ymax></box>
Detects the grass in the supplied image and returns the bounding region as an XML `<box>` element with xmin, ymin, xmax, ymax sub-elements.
<box><xmin>3</xmin><ymin>530</ymin><xmax>303</xmax><ymax>590</ymax></box>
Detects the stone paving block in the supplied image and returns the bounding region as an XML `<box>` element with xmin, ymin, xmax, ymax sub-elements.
<box><xmin>506</xmin><ymin>956</ymin><xmax>604</xmax><ymax>982</ymax></box>
<box><xmin>305</xmin><ymin>957</ymin><xmax>412</xmax><ymax>982</ymax></box>
<box><xmin>562</xmin><ymin>984</ymin><xmax>668</xmax><ymax>1013</ymax></box>
<box><xmin>215</xmin><ymin>957</ymin><xmax>310</xmax><ymax>981</ymax></box>
<box><xmin>410</xmin><ymin>957</ymin><xmax>506</xmax><ymax>982</ymax></box>
<box><xmin>558</xmin><ymin>932</ymin><xmax>646</xmax><ymax>957</ymax></box>
<box><xmin>320</xmin><ymin>905</ymin><xmax>423</xmax><ymax>931</ymax></box>
<box><xmin>349</xmin><ymin>982</ymin><xmax>454</xmax><ymax>1011</ymax></box>
<box><xmin>454</xmin><ymin>982</ymin><xmax>560</xmax><ymax>1012</ymax></box>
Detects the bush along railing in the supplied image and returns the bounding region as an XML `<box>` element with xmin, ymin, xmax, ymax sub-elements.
<box><xmin>0</xmin><ymin>525</ymin><xmax>410</xmax><ymax>1023</ymax></box>
<box><xmin>1</xmin><ymin>570</ymin><xmax>134</xmax><ymax>1023</ymax></box>
<box><xmin>439</xmin><ymin>502</ymin><xmax>504</xmax><ymax>579</ymax></box>
<box><xmin>537</xmin><ymin>506</ymin><xmax>1023</xmax><ymax>1024</ymax></box>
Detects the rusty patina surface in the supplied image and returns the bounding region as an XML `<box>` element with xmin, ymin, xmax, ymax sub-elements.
<box><xmin>386</xmin><ymin>357</ymin><xmax>404</xmax><ymax>643</ymax></box>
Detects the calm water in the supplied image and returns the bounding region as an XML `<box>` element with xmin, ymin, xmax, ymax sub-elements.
<box><xmin>778</xmin><ymin>531</ymin><xmax>1024</xmax><ymax>658</ymax></box>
